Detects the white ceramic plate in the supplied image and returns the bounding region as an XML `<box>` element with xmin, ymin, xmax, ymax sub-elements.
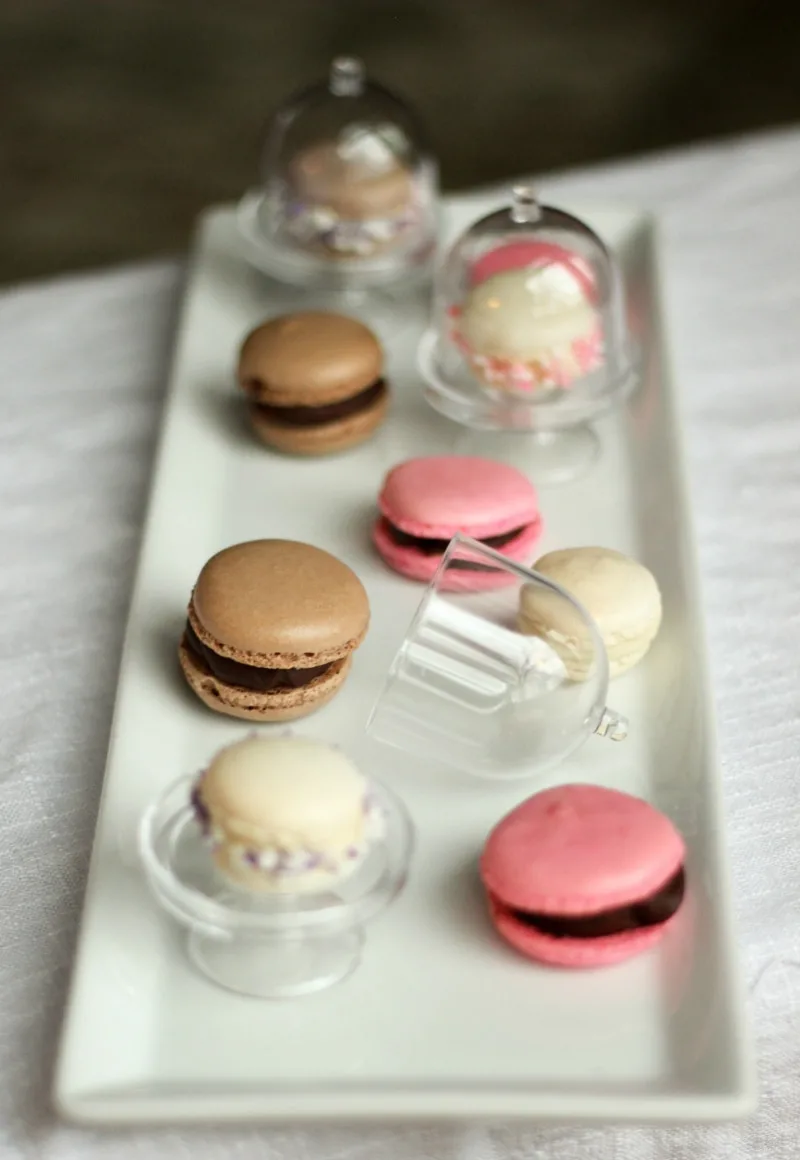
<box><xmin>54</xmin><ymin>197</ymin><xmax>755</xmax><ymax>1125</ymax></box>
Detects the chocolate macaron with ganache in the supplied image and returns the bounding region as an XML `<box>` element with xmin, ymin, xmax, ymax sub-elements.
<box><xmin>237</xmin><ymin>311</ymin><xmax>388</xmax><ymax>455</ymax></box>
<box><xmin>179</xmin><ymin>539</ymin><xmax>370</xmax><ymax>721</ymax></box>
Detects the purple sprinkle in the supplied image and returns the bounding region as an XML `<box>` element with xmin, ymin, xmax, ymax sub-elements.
<box><xmin>346</xmin><ymin>846</ymin><xmax>360</xmax><ymax>860</ymax></box>
<box><xmin>244</xmin><ymin>850</ymin><xmax>260</xmax><ymax>868</ymax></box>
<box><xmin>190</xmin><ymin>785</ymin><xmax>211</xmax><ymax>833</ymax></box>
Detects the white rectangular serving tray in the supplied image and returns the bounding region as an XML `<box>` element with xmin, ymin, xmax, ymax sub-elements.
<box><xmin>54</xmin><ymin>195</ymin><xmax>755</xmax><ymax>1126</ymax></box>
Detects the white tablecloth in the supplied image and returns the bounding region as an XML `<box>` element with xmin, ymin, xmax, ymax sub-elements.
<box><xmin>2</xmin><ymin>126</ymin><xmax>800</xmax><ymax>1158</ymax></box>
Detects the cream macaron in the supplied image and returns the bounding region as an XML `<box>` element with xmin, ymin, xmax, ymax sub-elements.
<box><xmin>191</xmin><ymin>736</ymin><xmax>384</xmax><ymax>893</ymax></box>
<box><xmin>457</xmin><ymin>262</ymin><xmax>601</xmax><ymax>393</ymax></box>
<box><xmin>519</xmin><ymin>546</ymin><xmax>662</xmax><ymax>679</ymax></box>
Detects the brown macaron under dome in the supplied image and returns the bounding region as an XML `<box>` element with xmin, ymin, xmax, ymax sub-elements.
<box><xmin>179</xmin><ymin>539</ymin><xmax>370</xmax><ymax>722</ymax></box>
<box><xmin>237</xmin><ymin>311</ymin><xmax>388</xmax><ymax>455</ymax></box>
<box><xmin>287</xmin><ymin>141</ymin><xmax>416</xmax><ymax>259</ymax></box>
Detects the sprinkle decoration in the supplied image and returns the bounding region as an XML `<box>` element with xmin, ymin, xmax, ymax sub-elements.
<box><xmin>188</xmin><ymin>775</ymin><xmax>387</xmax><ymax>879</ymax></box>
<box><xmin>448</xmin><ymin>305</ymin><xmax>604</xmax><ymax>393</ymax></box>
<box><xmin>284</xmin><ymin>202</ymin><xmax>418</xmax><ymax>255</ymax></box>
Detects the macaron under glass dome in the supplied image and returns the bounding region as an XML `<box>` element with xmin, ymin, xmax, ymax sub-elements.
<box><xmin>238</xmin><ymin>56</ymin><xmax>438</xmax><ymax>293</ymax></box>
<box><xmin>419</xmin><ymin>186</ymin><xmax>638</xmax><ymax>480</ymax></box>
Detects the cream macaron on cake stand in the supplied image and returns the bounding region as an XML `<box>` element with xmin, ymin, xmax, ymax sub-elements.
<box><xmin>140</xmin><ymin>736</ymin><xmax>413</xmax><ymax>999</ymax></box>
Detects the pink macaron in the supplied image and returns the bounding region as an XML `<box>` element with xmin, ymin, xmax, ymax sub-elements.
<box><xmin>480</xmin><ymin>784</ymin><xmax>686</xmax><ymax>969</ymax></box>
<box><xmin>373</xmin><ymin>455</ymin><xmax>543</xmax><ymax>590</ymax></box>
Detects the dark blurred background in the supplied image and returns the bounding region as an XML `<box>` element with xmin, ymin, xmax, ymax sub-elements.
<box><xmin>2</xmin><ymin>0</ymin><xmax>799</xmax><ymax>285</ymax></box>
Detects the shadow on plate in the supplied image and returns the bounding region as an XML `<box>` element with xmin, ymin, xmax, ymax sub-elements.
<box><xmin>195</xmin><ymin>378</ymin><xmax>254</xmax><ymax>449</ymax></box>
<box><xmin>147</xmin><ymin>615</ymin><xmax>209</xmax><ymax>716</ymax></box>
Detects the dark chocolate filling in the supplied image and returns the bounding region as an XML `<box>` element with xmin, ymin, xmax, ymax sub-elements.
<box><xmin>250</xmin><ymin>378</ymin><xmax>386</xmax><ymax>427</ymax></box>
<box><xmin>381</xmin><ymin>518</ymin><xmax>526</xmax><ymax>570</ymax></box>
<box><xmin>503</xmin><ymin>867</ymin><xmax>685</xmax><ymax>939</ymax></box>
<box><xmin>183</xmin><ymin>620</ymin><xmax>332</xmax><ymax>692</ymax></box>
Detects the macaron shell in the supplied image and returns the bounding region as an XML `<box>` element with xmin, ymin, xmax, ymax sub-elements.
<box><xmin>490</xmin><ymin>897</ymin><xmax>676</xmax><ymax>968</ymax></box>
<box><xmin>481</xmin><ymin>784</ymin><xmax>685</xmax><ymax>915</ymax></box>
<box><xmin>606</xmin><ymin>634</ymin><xmax>658</xmax><ymax>677</ymax></box>
<box><xmin>237</xmin><ymin>312</ymin><xmax>383</xmax><ymax>406</ymax></box>
<box><xmin>378</xmin><ymin>456</ymin><xmax>541</xmax><ymax>540</ymax></box>
<box><xmin>290</xmin><ymin>142</ymin><xmax>414</xmax><ymax>218</ymax></box>
<box><xmin>470</xmin><ymin>241</ymin><xmax>597</xmax><ymax>302</ymax></box>
<box><xmin>248</xmin><ymin>388</ymin><xmax>388</xmax><ymax>456</ymax></box>
<box><xmin>322</xmin><ymin>166</ymin><xmax>414</xmax><ymax>219</ymax></box>
<box><xmin>372</xmin><ymin>516</ymin><xmax>541</xmax><ymax>590</ymax></box>
<box><xmin>196</xmin><ymin>737</ymin><xmax>376</xmax><ymax>893</ymax></box>
<box><xmin>518</xmin><ymin>585</ymin><xmax>598</xmax><ymax>682</ymax></box>
<box><xmin>190</xmin><ymin>539</ymin><xmax>369</xmax><ymax>661</ymax></box>
<box><xmin>531</xmin><ymin>547</ymin><xmax>662</xmax><ymax>678</ymax></box>
<box><xmin>201</xmin><ymin>736</ymin><xmax>366</xmax><ymax>848</ymax></box>
<box><xmin>460</xmin><ymin>270</ymin><xmax>598</xmax><ymax>363</ymax></box>
<box><xmin>179</xmin><ymin>639</ymin><xmax>351</xmax><ymax>722</ymax></box>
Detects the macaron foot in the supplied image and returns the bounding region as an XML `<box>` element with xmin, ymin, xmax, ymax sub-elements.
<box><xmin>179</xmin><ymin>640</ymin><xmax>352</xmax><ymax>722</ymax></box>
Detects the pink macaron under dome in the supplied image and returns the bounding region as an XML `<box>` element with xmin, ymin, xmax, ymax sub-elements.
<box><xmin>373</xmin><ymin>455</ymin><xmax>543</xmax><ymax>591</ymax></box>
<box><xmin>480</xmin><ymin>784</ymin><xmax>686</xmax><ymax>969</ymax></box>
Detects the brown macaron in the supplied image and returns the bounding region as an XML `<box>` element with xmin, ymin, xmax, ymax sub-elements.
<box><xmin>179</xmin><ymin>539</ymin><xmax>370</xmax><ymax>722</ymax></box>
<box><xmin>238</xmin><ymin>311</ymin><xmax>388</xmax><ymax>455</ymax></box>
<box><xmin>289</xmin><ymin>141</ymin><xmax>414</xmax><ymax>221</ymax></box>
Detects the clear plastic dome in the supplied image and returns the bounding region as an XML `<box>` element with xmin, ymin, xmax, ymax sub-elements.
<box><xmin>238</xmin><ymin>57</ymin><xmax>439</xmax><ymax>289</ymax></box>
<box><xmin>419</xmin><ymin>186</ymin><xmax>637</xmax><ymax>432</ymax></box>
<box><xmin>366</xmin><ymin>535</ymin><xmax>628</xmax><ymax>781</ymax></box>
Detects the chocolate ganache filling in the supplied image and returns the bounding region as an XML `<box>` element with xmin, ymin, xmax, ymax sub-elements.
<box><xmin>184</xmin><ymin>620</ymin><xmax>332</xmax><ymax>692</ymax></box>
<box><xmin>381</xmin><ymin>518</ymin><xmax>527</xmax><ymax>568</ymax></box>
<box><xmin>250</xmin><ymin>379</ymin><xmax>386</xmax><ymax>427</ymax></box>
<box><xmin>506</xmin><ymin>867</ymin><xmax>685</xmax><ymax>939</ymax></box>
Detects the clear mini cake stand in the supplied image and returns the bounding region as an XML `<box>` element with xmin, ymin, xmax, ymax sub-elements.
<box><xmin>367</xmin><ymin>535</ymin><xmax>628</xmax><ymax>780</ymax></box>
<box><xmin>139</xmin><ymin>775</ymin><xmax>413</xmax><ymax>999</ymax></box>
<box><xmin>237</xmin><ymin>55</ymin><xmax>438</xmax><ymax>329</ymax></box>
<box><xmin>418</xmin><ymin>186</ymin><xmax>639</xmax><ymax>483</ymax></box>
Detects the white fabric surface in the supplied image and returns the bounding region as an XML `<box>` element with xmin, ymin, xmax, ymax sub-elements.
<box><xmin>2</xmin><ymin>126</ymin><xmax>800</xmax><ymax>1157</ymax></box>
